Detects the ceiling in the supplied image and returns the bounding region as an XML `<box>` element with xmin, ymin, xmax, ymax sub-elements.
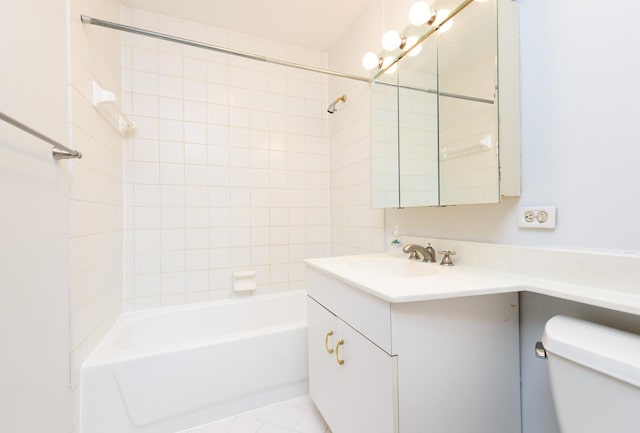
<box><xmin>120</xmin><ymin>0</ymin><xmax>371</xmax><ymax>52</ymax></box>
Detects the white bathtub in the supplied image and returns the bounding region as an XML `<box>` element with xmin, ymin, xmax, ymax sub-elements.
<box><xmin>81</xmin><ymin>290</ymin><xmax>308</xmax><ymax>433</ymax></box>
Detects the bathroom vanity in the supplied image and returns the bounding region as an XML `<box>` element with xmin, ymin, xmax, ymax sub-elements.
<box><xmin>306</xmin><ymin>257</ymin><xmax>522</xmax><ymax>433</ymax></box>
<box><xmin>305</xmin><ymin>241</ymin><xmax>640</xmax><ymax>433</ymax></box>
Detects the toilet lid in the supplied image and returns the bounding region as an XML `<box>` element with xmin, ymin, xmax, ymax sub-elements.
<box><xmin>542</xmin><ymin>315</ymin><xmax>640</xmax><ymax>388</ymax></box>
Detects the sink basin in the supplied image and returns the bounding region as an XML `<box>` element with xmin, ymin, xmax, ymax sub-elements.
<box><xmin>347</xmin><ymin>256</ymin><xmax>439</xmax><ymax>278</ymax></box>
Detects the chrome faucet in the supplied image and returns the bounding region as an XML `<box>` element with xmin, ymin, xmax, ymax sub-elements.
<box><xmin>402</xmin><ymin>243</ymin><xmax>436</xmax><ymax>263</ymax></box>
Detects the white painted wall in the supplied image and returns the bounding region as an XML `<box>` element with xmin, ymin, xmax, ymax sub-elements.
<box><xmin>388</xmin><ymin>0</ymin><xmax>640</xmax><ymax>253</ymax></box>
<box><xmin>0</xmin><ymin>1</ymin><xmax>71</xmax><ymax>432</ymax></box>
<box><xmin>1</xmin><ymin>0</ymin><xmax>123</xmax><ymax>431</ymax></box>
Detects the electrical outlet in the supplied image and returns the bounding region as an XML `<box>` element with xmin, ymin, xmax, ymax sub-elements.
<box><xmin>518</xmin><ymin>206</ymin><xmax>556</xmax><ymax>229</ymax></box>
<box><xmin>524</xmin><ymin>210</ymin><xmax>535</xmax><ymax>223</ymax></box>
<box><xmin>536</xmin><ymin>211</ymin><xmax>548</xmax><ymax>223</ymax></box>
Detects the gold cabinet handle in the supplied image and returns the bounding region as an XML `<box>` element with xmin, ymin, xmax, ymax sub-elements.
<box><xmin>325</xmin><ymin>331</ymin><xmax>334</xmax><ymax>354</ymax></box>
<box><xmin>335</xmin><ymin>339</ymin><xmax>345</xmax><ymax>365</ymax></box>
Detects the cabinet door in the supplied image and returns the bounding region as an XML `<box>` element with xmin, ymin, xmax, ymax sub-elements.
<box><xmin>307</xmin><ymin>298</ymin><xmax>340</xmax><ymax>429</ymax></box>
<box><xmin>337</xmin><ymin>319</ymin><xmax>398</xmax><ymax>433</ymax></box>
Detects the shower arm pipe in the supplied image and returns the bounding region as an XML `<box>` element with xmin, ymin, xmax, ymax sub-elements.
<box><xmin>0</xmin><ymin>110</ymin><xmax>82</xmax><ymax>160</ymax></box>
<box><xmin>80</xmin><ymin>15</ymin><xmax>372</xmax><ymax>84</ymax></box>
<box><xmin>372</xmin><ymin>0</ymin><xmax>476</xmax><ymax>81</ymax></box>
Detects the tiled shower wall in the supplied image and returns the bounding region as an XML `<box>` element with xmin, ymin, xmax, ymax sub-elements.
<box><xmin>122</xmin><ymin>7</ymin><xmax>330</xmax><ymax>310</ymax></box>
<box><xmin>327</xmin><ymin>0</ymin><xmax>386</xmax><ymax>256</ymax></box>
<box><xmin>69</xmin><ymin>0</ymin><xmax>124</xmax><ymax>429</ymax></box>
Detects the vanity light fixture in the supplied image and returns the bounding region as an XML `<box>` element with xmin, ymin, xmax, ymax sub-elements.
<box><xmin>409</xmin><ymin>1</ymin><xmax>438</xmax><ymax>26</ymax></box>
<box><xmin>412</xmin><ymin>4</ymin><xmax>453</xmax><ymax>33</ymax></box>
<box><xmin>406</xmin><ymin>36</ymin><xmax>422</xmax><ymax>57</ymax></box>
<box><xmin>361</xmin><ymin>1</ymin><xmax>454</xmax><ymax>71</ymax></box>
<box><xmin>383</xmin><ymin>56</ymin><xmax>398</xmax><ymax>74</ymax></box>
<box><xmin>382</xmin><ymin>30</ymin><xmax>407</xmax><ymax>51</ymax></box>
<box><xmin>361</xmin><ymin>54</ymin><xmax>398</xmax><ymax>74</ymax></box>
<box><xmin>362</xmin><ymin>51</ymin><xmax>384</xmax><ymax>70</ymax></box>
<box><xmin>434</xmin><ymin>9</ymin><xmax>453</xmax><ymax>33</ymax></box>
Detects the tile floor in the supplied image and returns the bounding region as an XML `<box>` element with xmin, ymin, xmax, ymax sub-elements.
<box><xmin>181</xmin><ymin>395</ymin><xmax>331</xmax><ymax>433</ymax></box>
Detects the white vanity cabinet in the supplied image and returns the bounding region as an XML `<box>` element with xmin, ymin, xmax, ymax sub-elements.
<box><xmin>308</xmin><ymin>297</ymin><xmax>398</xmax><ymax>433</ymax></box>
<box><xmin>307</xmin><ymin>267</ymin><xmax>522</xmax><ymax>433</ymax></box>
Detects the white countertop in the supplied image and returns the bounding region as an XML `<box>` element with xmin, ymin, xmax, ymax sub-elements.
<box><xmin>305</xmin><ymin>253</ymin><xmax>640</xmax><ymax>317</ymax></box>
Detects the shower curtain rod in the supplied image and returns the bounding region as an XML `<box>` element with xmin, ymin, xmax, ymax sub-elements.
<box><xmin>0</xmin><ymin>110</ymin><xmax>82</xmax><ymax>160</ymax></box>
<box><xmin>80</xmin><ymin>15</ymin><xmax>372</xmax><ymax>84</ymax></box>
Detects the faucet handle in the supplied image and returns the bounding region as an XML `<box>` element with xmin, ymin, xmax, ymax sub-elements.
<box><xmin>424</xmin><ymin>243</ymin><xmax>436</xmax><ymax>263</ymax></box>
<box><xmin>439</xmin><ymin>250</ymin><xmax>456</xmax><ymax>266</ymax></box>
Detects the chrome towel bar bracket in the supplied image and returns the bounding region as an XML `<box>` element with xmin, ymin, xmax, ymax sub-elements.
<box><xmin>0</xmin><ymin>110</ymin><xmax>82</xmax><ymax>160</ymax></box>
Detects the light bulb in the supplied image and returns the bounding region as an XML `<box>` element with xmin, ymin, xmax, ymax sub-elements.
<box><xmin>382</xmin><ymin>30</ymin><xmax>401</xmax><ymax>51</ymax></box>
<box><xmin>383</xmin><ymin>56</ymin><xmax>397</xmax><ymax>74</ymax></box>
<box><xmin>362</xmin><ymin>52</ymin><xmax>381</xmax><ymax>70</ymax></box>
<box><xmin>434</xmin><ymin>9</ymin><xmax>450</xmax><ymax>25</ymax></box>
<box><xmin>406</xmin><ymin>36</ymin><xmax>422</xmax><ymax>57</ymax></box>
<box><xmin>438</xmin><ymin>19</ymin><xmax>454</xmax><ymax>33</ymax></box>
<box><xmin>409</xmin><ymin>1</ymin><xmax>431</xmax><ymax>26</ymax></box>
<box><xmin>435</xmin><ymin>9</ymin><xmax>453</xmax><ymax>33</ymax></box>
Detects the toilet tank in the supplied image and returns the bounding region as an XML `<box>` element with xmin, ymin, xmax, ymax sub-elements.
<box><xmin>542</xmin><ymin>315</ymin><xmax>640</xmax><ymax>433</ymax></box>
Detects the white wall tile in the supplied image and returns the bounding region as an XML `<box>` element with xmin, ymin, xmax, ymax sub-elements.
<box><xmin>135</xmin><ymin>274</ymin><xmax>162</xmax><ymax>297</ymax></box>
<box><xmin>132</xmin><ymin>48</ymin><xmax>158</xmax><ymax>73</ymax></box>
<box><xmin>162</xmin><ymin>251</ymin><xmax>185</xmax><ymax>273</ymax></box>
<box><xmin>133</xmin><ymin>162</ymin><xmax>160</xmax><ymax>185</ymax></box>
<box><xmin>161</xmin><ymin>185</ymin><xmax>185</xmax><ymax>206</ymax></box>
<box><xmin>135</xmin><ymin>252</ymin><xmax>162</xmax><ymax>274</ymax></box>
<box><xmin>162</xmin><ymin>228</ymin><xmax>185</xmax><ymax>250</ymax></box>
<box><xmin>160</xmin><ymin>163</ymin><xmax>184</xmax><ymax>184</ymax></box>
<box><xmin>161</xmin><ymin>207</ymin><xmax>185</xmax><ymax>228</ymax></box>
<box><xmin>135</xmin><ymin>207</ymin><xmax>161</xmax><ymax>229</ymax></box>
<box><xmin>132</xmin><ymin>93</ymin><xmax>159</xmax><ymax>118</ymax></box>
<box><xmin>184</xmin><ymin>58</ymin><xmax>207</xmax><ymax>81</ymax></box>
<box><xmin>207</xmin><ymin>62</ymin><xmax>229</xmax><ymax>84</ymax></box>
<box><xmin>185</xmin><ymin>165</ymin><xmax>208</xmax><ymax>185</ymax></box>
<box><xmin>185</xmin><ymin>142</ymin><xmax>207</xmax><ymax>162</ymax></box>
<box><xmin>159</xmin><ymin>119</ymin><xmax>184</xmax><ymax>141</ymax></box>
<box><xmin>162</xmin><ymin>272</ymin><xmax>185</xmax><ymax>294</ymax></box>
<box><xmin>186</xmin><ymin>228</ymin><xmax>209</xmax><ymax>249</ymax></box>
<box><xmin>186</xmin><ymin>270</ymin><xmax>209</xmax><ymax>292</ymax></box>
<box><xmin>134</xmin><ymin>184</ymin><xmax>160</xmax><ymax>206</ymax></box>
<box><xmin>159</xmin><ymin>140</ymin><xmax>184</xmax><ymax>163</ymax></box>
<box><xmin>159</xmin><ymin>97</ymin><xmax>183</xmax><ymax>120</ymax></box>
<box><xmin>158</xmin><ymin>75</ymin><xmax>183</xmax><ymax>98</ymax></box>
<box><xmin>186</xmin><ymin>207</ymin><xmax>208</xmax><ymax>228</ymax></box>
<box><xmin>159</xmin><ymin>52</ymin><xmax>183</xmax><ymax>76</ymax></box>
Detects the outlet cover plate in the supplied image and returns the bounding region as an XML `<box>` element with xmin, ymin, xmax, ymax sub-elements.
<box><xmin>518</xmin><ymin>206</ymin><xmax>556</xmax><ymax>229</ymax></box>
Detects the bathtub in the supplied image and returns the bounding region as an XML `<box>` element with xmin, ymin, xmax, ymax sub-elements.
<box><xmin>81</xmin><ymin>290</ymin><xmax>308</xmax><ymax>433</ymax></box>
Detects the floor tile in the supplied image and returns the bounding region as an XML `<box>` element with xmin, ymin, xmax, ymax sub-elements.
<box><xmin>180</xmin><ymin>395</ymin><xmax>330</xmax><ymax>433</ymax></box>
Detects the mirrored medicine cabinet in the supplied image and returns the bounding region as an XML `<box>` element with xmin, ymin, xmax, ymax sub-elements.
<box><xmin>371</xmin><ymin>0</ymin><xmax>520</xmax><ymax>209</ymax></box>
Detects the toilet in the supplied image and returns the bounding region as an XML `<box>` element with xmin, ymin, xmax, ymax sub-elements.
<box><xmin>542</xmin><ymin>315</ymin><xmax>640</xmax><ymax>433</ymax></box>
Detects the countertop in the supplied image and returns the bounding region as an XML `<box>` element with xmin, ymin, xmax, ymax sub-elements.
<box><xmin>305</xmin><ymin>253</ymin><xmax>640</xmax><ymax>317</ymax></box>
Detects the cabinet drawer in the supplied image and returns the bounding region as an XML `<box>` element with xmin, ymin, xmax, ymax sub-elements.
<box><xmin>307</xmin><ymin>268</ymin><xmax>392</xmax><ymax>354</ymax></box>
